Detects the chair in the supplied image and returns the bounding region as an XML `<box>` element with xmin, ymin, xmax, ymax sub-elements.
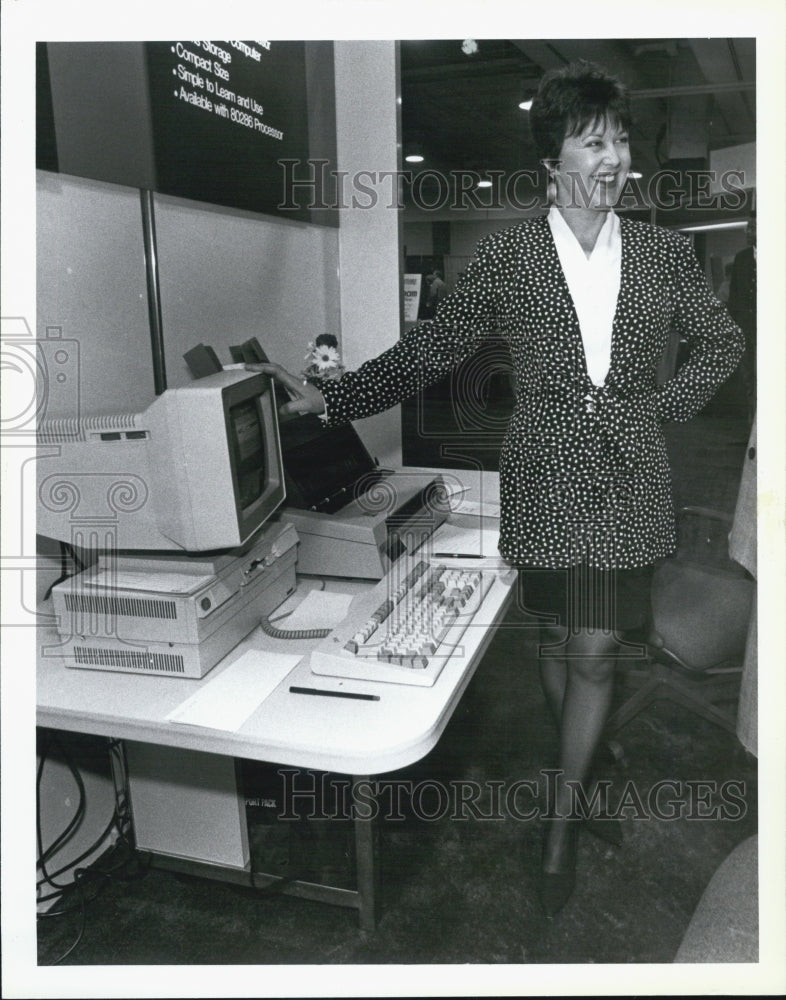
<box><xmin>607</xmin><ymin>506</ymin><xmax>755</xmax><ymax>737</ymax></box>
<box><xmin>674</xmin><ymin>834</ymin><xmax>758</xmax><ymax>962</ymax></box>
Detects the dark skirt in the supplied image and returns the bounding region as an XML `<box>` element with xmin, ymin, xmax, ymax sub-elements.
<box><xmin>517</xmin><ymin>563</ymin><xmax>654</xmax><ymax>632</ymax></box>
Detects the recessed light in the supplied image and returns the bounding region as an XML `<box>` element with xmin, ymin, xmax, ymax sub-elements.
<box><xmin>405</xmin><ymin>154</ymin><xmax>424</xmax><ymax>164</ymax></box>
<box><xmin>678</xmin><ymin>221</ymin><xmax>748</xmax><ymax>233</ymax></box>
<box><xmin>476</xmin><ymin>179</ymin><xmax>493</xmax><ymax>189</ymax></box>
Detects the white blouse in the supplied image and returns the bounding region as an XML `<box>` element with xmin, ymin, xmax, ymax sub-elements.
<box><xmin>547</xmin><ymin>205</ymin><xmax>621</xmax><ymax>387</ymax></box>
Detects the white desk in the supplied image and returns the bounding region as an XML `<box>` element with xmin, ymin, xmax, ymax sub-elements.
<box><xmin>37</xmin><ymin>471</ymin><xmax>513</xmax><ymax>930</ymax></box>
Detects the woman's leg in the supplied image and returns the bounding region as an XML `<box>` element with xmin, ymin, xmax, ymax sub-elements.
<box><xmin>541</xmin><ymin>628</ymin><xmax>619</xmax><ymax>872</ymax></box>
<box><xmin>538</xmin><ymin>624</ymin><xmax>568</xmax><ymax>728</ymax></box>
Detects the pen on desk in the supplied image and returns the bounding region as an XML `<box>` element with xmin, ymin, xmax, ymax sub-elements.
<box><xmin>289</xmin><ymin>685</ymin><xmax>380</xmax><ymax>701</ymax></box>
<box><xmin>432</xmin><ymin>552</ymin><xmax>484</xmax><ymax>560</ymax></box>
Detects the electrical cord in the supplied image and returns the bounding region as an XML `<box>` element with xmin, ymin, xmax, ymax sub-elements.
<box><xmin>259</xmin><ymin>615</ymin><xmax>331</xmax><ymax>641</ymax></box>
<box><xmin>37</xmin><ymin>734</ymin><xmax>149</xmax><ymax>964</ymax></box>
<box><xmin>107</xmin><ymin>739</ymin><xmax>135</xmax><ymax>844</ymax></box>
<box><xmin>47</xmin><ymin>884</ymin><xmax>87</xmax><ymax>965</ymax></box>
<box><xmin>36</xmin><ymin>784</ymin><xmax>147</xmax><ymax>899</ymax></box>
<box><xmin>36</xmin><ymin>734</ymin><xmax>87</xmax><ymax>882</ymax></box>
<box><xmin>39</xmin><ymin>842</ymin><xmax>146</xmax><ymax>967</ymax></box>
<box><xmin>36</xmin><ymin>810</ymin><xmax>118</xmax><ymax>894</ymax></box>
<box><xmin>259</xmin><ymin>581</ymin><xmax>332</xmax><ymax>640</ymax></box>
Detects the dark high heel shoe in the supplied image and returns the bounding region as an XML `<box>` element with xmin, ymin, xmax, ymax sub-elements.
<box><xmin>538</xmin><ymin>819</ymin><xmax>579</xmax><ymax>918</ymax></box>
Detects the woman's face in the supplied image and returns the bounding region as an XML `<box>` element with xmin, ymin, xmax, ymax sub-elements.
<box><xmin>552</xmin><ymin>115</ymin><xmax>631</xmax><ymax>212</ymax></box>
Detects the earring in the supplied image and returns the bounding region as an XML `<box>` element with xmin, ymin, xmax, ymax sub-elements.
<box><xmin>542</xmin><ymin>159</ymin><xmax>559</xmax><ymax>206</ymax></box>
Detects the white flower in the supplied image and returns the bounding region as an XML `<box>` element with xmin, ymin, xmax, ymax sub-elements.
<box><xmin>313</xmin><ymin>345</ymin><xmax>341</xmax><ymax>371</ymax></box>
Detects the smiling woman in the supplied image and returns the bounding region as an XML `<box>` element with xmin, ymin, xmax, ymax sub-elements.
<box><xmin>253</xmin><ymin>58</ymin><xmax>745</xmax><ymax>923</ymax></box>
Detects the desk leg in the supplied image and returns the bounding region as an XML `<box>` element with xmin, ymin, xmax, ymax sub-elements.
<box><xmin>124</xmin><ymin>749</ymin><xmax>379</xmax><ymax>931</ymax></box>
<box><xmin>352</xmin><ymin>775</ymin><xmax>378</xmax><ymax>932</ymax></box>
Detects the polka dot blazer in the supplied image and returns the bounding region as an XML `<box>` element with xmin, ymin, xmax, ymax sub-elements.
<box><xmin>320</xmin><ymin>215</ymin><xmax>744</xmax><ymax>569</ymax></box>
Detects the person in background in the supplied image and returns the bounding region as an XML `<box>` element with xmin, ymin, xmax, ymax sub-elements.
<box><xmin>250</xmin><ymin>61</ymin><xmax>744</xmax><ymax>918</ymax></box>
<box><xmin>424</xmin><ymin>269</ymin><xmax>448</xmax><ymax>318</ymax></box>
<box><xmin>717</xmin><ymin>261</ymin><xmax>733</xmax><ymax>304</ymax></box>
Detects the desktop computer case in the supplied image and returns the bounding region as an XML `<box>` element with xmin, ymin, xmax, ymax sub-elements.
<box><xmin>50</xmin><ymin>522</ymin><xmax>298</xmax><ymax>679</ymax></box>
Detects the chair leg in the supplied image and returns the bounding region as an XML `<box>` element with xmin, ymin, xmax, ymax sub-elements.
<box><xmin>608</xmin><ymin>662</ymin><xmax>740</xmax><ymax>737</ymax></box>
<box><xmin>659</xmin><ymin>678</ymin><xmax>739</xmax><ymax>735</ymax></box>
<box><xmin>606</xmin><ymin>675</ymin><xmax>664</xmax><ymax>734</ymax></box>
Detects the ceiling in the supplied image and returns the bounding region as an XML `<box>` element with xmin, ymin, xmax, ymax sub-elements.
<box><xmin>399</xmin><ymin>38</ymin><xmax>756</xmax><ymax>211</ymax></box>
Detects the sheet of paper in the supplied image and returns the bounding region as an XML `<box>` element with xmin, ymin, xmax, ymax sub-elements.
<box><xmin>450</xmin><ymin>498</ymin><xmax>501</xmax><ymax>518</ymax></box>
<box><xmin>166</xmin><ymin>651</ymin><xmax>300</xmax><ymax>731</ymax></box>
<box><xmin>85</xmin><ymin>568</ymin><xmax>212</xmax><ymax>595</ymax></box>
<box><xmin>429</xmin><ymin>523</ymin><xmax>501</xmax><ymax>557</ymax></box>
<box><xmin>271</xmin><ymin>589</ymin><xmax>354</xmax><ymax>631</ymax></box>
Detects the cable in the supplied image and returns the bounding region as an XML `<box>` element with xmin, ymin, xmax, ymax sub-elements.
<box><xmin>47</xmin><ymin>883</ymin><xmax>87</xmax><ymax>966</ymax></box>
<box><xmin>37</xmin><ymin>736</ymin><xmax>151</xmax><ymax>965</ymax></box>
<box><xmin>39</xmin><ymin>846</ymin><xmax>145</xmax><ymax>968</ymax></box>
<box><xmin>36</xmin><ymin>734</ymin><xmax>87</xmax><ymax>885</ymax></box>
<box><xmin>36</xmin><ymin>735</ymin><xmax>142</xmax><ymax>906</ymax></box>
<box><xmin>259</xmin><ymin>582</ymin><xmax>333</xmax><ymax>640</ymax></box>
<box><xmin>36</xmin><ymin>810</ymin><xmax>117</xmax><ymax>891</ymax></box>
<box><xmin>107</xmin><ymin>739</ymin><xmax>135</xmax><ymax>844</ymax></box>
<box><xmin>259</xmin><ymin>615</ymin><xmax>331</xmax><ymax>641</ymax></box>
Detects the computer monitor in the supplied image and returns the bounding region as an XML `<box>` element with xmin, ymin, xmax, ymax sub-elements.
<box><xmin>37</xmin><ymin>369</ymin><xmax>286</xmax><ymax>553</ymax></box>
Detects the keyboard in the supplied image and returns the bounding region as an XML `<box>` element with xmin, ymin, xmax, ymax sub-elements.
<box><xmin>309</xmin><ymin>558</ymin><xmax>498</xmax><ymax>687</ymax></box>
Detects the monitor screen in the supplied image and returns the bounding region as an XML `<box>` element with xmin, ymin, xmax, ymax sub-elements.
<box><xmin>229</xmin><ymin>399</ymin><xmax>267</xmax><ymax>511</ymax></box>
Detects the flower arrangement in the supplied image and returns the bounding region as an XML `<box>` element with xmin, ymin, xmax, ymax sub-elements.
<box><xmin>302</xmin><ymin>333</ymin><xmax>345</xmax><ymax>382</ymax></box>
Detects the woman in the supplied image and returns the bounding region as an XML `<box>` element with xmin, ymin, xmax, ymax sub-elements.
<box><xmin>251</xmin><ymin>61</ymin><xmax>744</xmax><ymax>915</ymax></box>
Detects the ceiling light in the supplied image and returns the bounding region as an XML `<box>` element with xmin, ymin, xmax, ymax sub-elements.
<box><xmin>405</xmin><ymin>154</ymin><xmax>424</xmax><ymax>164</ymax></box>
<box><xmin>518</xmin><ymin>99</ymin><xmax>533</xmax><ymax>111</ymax></box>
<box><xmin>677</xmin><ymin>221</ymin><xmax>748</xmax><ymax>233</ymax></box>
<box><xmin>628</xmin><ymin>171</ymin><xmax>643</xmax><ymax>180</ymax></box>
<box><xmin>476</xmin><ymin>179</ymin><xmax>493</xmax><ymax>189</ymax></box>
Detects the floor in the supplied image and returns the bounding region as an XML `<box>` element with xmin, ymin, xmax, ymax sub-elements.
<box><xmin>36</xmin><ymin>385</ymin><xmax>758</xmax><ymax>971</ymax></box>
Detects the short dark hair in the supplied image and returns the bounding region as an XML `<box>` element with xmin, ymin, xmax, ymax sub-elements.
<box><xmin>529</xmin><ymin>60</ymin><xmax>632</xmax><ymax>163</ymax></box>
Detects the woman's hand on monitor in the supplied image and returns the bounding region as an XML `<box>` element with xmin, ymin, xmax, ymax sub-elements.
<box><xmin>245</xmin><ymin>363</ymin><xmax>327</xmax><ymax>417</ymax></box>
